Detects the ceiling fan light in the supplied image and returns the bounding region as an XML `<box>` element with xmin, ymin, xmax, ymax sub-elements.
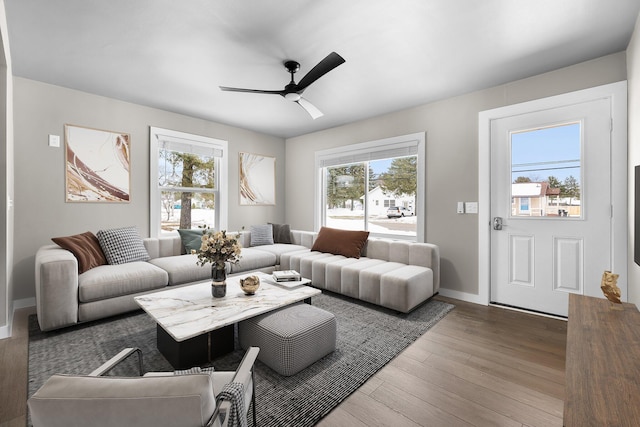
<box><xmin>284</xmin><ymin>92</ymin><xmax>301</xmax><ymax>102</ymax></box>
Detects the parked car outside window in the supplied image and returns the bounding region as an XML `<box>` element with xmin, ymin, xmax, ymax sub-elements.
<box><xmin>387</xmin><ymin>206</ymin><xmax>414</xmax><ymax>218</ymax></box>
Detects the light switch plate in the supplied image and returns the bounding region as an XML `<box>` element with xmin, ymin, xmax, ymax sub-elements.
<box><xmin>48</xmin><ymin>134</ymin><xmax>60</xmax><ymax>147</ymax></box>
<box><xmin>465</xmin><ymin>202</ymin><xmax>478</xmax><ymax>214</ymax></box>
<box><xmin>457</xmin><ymin>202</ymin><xmax>465</xmax><ymax>214</ymax></box>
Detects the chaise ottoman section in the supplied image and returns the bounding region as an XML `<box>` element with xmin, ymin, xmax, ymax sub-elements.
<box><xmin>323</xmin><ymin>257</ymin><xmax>363</xmax><ymax>293</ymax></box>
<box><xmin>310</xmin><ymin>254</ymin><xmax>346</xmax><ymax>289</ymax></box>
<box><xmin>340</xmin><ymin>258</ymin><xmax>386</xmax><ymax>299</ymax></box>
<box><xmin>238</xmin><ymin>303</ymin><xmax>336</xmax><ymax>376</ymax></box>
<box><xmin>299</xmin><ymin>253</ymin><xmax>337</xmax><ymax>284</ymax></box>
<box><xmin>358</xmin><ymin>262</ymin><xmax>407</xmax><ymax>305</ymax></box>
<box><xmin>380</xmin><ymin>265</ymin><xmax>434</xmax><ymax>313</ymax></box>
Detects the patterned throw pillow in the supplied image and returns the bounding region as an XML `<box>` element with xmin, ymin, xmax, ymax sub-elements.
<box><xmin>97</xmin><ymin>226</ymin><xmax>150</xmax><ymax>265</ymax></box>
<box><xmin>250</xmin><ymin>224</ymin><xmax>274</xmax><ymax>246</ymax></box>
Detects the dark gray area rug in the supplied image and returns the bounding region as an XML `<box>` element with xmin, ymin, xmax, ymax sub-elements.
<box><xmin>28</xmin><ymin>292</ymin><xmax>453</xmax><ymax>427</ymax></box>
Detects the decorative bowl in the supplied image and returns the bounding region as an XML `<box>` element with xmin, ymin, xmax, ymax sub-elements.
<box><xmin>240</xmin><ymin>275</ymin><xmax>260</xmax><ymax>295</ymax></box>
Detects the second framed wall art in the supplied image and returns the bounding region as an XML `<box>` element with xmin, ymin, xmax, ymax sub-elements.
<box><xmin>239</xmin><ymin>152</ymin><xmax>275</xmax><ymax>205</ymax></box>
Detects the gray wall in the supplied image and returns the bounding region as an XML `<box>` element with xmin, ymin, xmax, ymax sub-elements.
<box><xmin>12</xmin><ymin>78</ymin><xmax>286</xmax><ymax>301</ymax></box>
<box><xmin>10</xmin><ymin>50</ymin><xmax>633</xmax><ymax>305</ymax></box>
<box><xmin>285</xmin><ymin>52</ymin><xmax>627</xmax><ymax>300</ymax></box>
<box><xmin>627</xmin><ymin>14</ymin><xmax>640</xmax><ymax>307</ymax></box>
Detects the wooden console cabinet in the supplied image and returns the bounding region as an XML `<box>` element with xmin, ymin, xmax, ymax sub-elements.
<box><xmin>564</xmin><ymin>294</ymin><xmax>640</xmax><ymax>426</ymax></box>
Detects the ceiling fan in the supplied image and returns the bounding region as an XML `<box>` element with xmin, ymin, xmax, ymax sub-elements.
<box><xmin>220</xmin><ymin>52</ymin><xmax>345</xmax><ymax>120</ymax></box>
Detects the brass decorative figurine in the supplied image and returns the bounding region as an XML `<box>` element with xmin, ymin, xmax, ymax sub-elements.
<box><xmin>600</xmin><ymin>270</ymin><xmax>622</xmax><ymax>310</ymax></box>
<box><xmin>240</xmin><ymin>275</ymin><xmax>261</xmax><ymax>295</ymax></box>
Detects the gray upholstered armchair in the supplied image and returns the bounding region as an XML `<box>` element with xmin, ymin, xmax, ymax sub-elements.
<box><xmin>28</xmin><ymin>347</ymin><xmax>260</xmax><ymax>427</ymax></box>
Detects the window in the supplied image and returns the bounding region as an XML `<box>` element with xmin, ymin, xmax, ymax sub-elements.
<box><xmin>315</xmin><ymin>133</ymin><xmax>425</xmax><ymax>241</ymax></box>
<box><xmin>150</xmin><ymin>127</ymin><xmax>228</xmax><ymax>237</ymax></box>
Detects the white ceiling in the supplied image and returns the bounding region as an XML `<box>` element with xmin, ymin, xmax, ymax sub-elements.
<box><xmin>5</xmin><ymin>0</ymin><xmax>640</xmax><ymax>138</ymax></box>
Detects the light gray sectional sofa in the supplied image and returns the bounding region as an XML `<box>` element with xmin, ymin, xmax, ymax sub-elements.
<box><xmin>34</xmin><ymin>229</ymin><xmax>439</xmax><ymax>331</ymax></box>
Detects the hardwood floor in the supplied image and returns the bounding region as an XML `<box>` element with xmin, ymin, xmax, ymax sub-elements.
<box><xmin>0</xmin><ymin>306</ymin><xmax>33</xmax><ymax>427</ymax></box>
<box><xmin>0</xmin><ymin>297</ymin><xmax>566</xmax><ymax>427</ymax></box>
<box><xmin>318</xmin><ymin>297</ymin><xmax>566</xmax><ymax>427</ymax></box>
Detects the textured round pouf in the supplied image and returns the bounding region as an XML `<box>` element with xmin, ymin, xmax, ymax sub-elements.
<box><xmin>239</xmin><ymin>303</ymin><xmax>336</xmax><ymax>376</ymax></box>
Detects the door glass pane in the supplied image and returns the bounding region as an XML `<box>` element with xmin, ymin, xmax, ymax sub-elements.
<box><xmin>511</xmin><ymin>123</ymin><xmax>581</xmax><ymax>218</ymax></box>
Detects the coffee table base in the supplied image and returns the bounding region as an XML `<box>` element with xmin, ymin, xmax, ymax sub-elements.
<box><xmin>157</xmin><ymin>324</ymin><xmax>235</xmax><ymax>369</ymax></box>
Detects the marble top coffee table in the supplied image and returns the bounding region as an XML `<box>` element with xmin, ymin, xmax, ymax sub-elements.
<box><xmin>135</xmin><ymin>272</ymin><xmax>320</xmax><ymax>369</ymax></box>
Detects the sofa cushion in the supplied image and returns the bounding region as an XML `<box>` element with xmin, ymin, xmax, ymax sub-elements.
<box><xmin>340</xmin><ymin>258</ymin><xmax>387</xmax><ymax>298</ymax></box>
<box><xmin>311</xmin><ymin>227</ymin><xmax>369</xmax><ymax>259</ymax></box>
<box><xmin>310</xmin><ymin>255</ymin><xmax>346</xmax><ymax>289</ymax></box>
<box><xmin>176</xmin><ymin>229</ymin><xmax>205</xmax><ymax>254</ymax></box>
<box><xmin>97</xmin><ymin>226</ymin><xmax>150</xmax><ymax>265</ymax></box>
<box><xmin>78</xmin><ymin>262</ymin><xmax>168</xmax><ymax>302</ymax></box>
<box><xmin>250</xmin><ymin>243</ymin><xmax>308</xmax><ymax>265</ymax></box>
<box><xmin>51</xmin><ymin>231</ymin><xmax>107</xmax><ymax>274</ymax></box>
<box><xmin>269</xmin><ymin>223</ymin><xmax>292</xmax><ymax>244</ymax></box>
<box><xmin>149</xmin><ymin>254</ymin><xmax>210</xmax><ymax>286</ymax></box>
<box><xmin>250</xmin><ymin>224</ymin><xmax>274</xmax><ymax>246</ymax></box>
<box><xmin>230</xmin><ymin>247</ymin><xmax>277</xmax><ymax>273</ymax></box>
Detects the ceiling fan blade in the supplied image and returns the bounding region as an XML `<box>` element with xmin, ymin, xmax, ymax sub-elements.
<box><xmin>295</xmin><ymin>52</ymin><xmax>345</xmax><ymax>92</ymax></box>
<box><xmin>219</xmin><ymin>86</ymin><xmax>284</xmax><ymax>95</ymax></box>
<box><xmin>296</xmin><ymin>97</ymin><xmax>323</xmax><ymax>120</ymax></box>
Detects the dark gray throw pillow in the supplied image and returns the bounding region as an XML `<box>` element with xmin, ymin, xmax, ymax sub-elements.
<box><xmin>97</xmin><ymin>226</ymin><xmax>150</xmax><ymax>265</ymax></box>
<box><xmin>269</xmin><ymin>223</ymin><xmax>292</xmax><ymax>244</ymax></box>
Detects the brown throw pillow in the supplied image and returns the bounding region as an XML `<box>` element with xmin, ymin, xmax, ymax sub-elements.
<box><xmin>52</xmin><ymin>231</ymin><xmax>107</xmax><ymax>274</ymax></box>
<box><xmin>311</xmin><ymin>227</ymin><xmax>369</xmax><ymax>259</ymax></box>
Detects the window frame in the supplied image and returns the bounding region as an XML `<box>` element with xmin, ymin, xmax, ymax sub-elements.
<box><xmin>314</xmin><ymin>133</ymin><xmax>425</xmax><ymax>242</ymax></box>
<box><xmin>149</xmin><ymin>127</ymin><xmax>228</xmax><ymax>237</ymax></box>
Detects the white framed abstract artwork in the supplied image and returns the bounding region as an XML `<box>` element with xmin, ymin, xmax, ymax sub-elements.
<box><xmin>239</xmin><ymin>152</ymin><xmax>276</xmax><ymax>205</ymax></box>
<box><xmin>65</xmin><ymin>124</ymin><xmax>131</xmax><ymax>202</ymax></box>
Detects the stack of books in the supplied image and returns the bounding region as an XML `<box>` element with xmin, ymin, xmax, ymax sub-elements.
<box><xmin>273</xmin><ymin>270</ymin><xmax>302</xmax><ymax>282</ymax></box>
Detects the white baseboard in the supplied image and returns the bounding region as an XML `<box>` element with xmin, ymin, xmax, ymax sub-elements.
<box><xmin>0</xmin><ymin>324</ymin><xmax>9</xmax><ymax>339</ymax></box>
<box><xmin>438</xmin><ymin>287</ymin><xmax>488</xmax><ymax>305</ymax></box>
<box><xmin>0</xmin><ymin>297</ymin><xmax>36</xmax><ymax>339</ymax></box>
<box><xmin>13</xmin><ymin>297</ymin><xmax>35</xmax><ymax>310</ymax></box>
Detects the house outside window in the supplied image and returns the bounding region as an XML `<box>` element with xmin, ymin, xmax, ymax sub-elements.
<box><xmin>315</xmin><ymin>133</ymin><xmax>425</xmax><ymax>241</ymax></box>
<box><xmin>150</xmin><ymin>127</ymin><xmax>228</xmax><ymax>237</ymax></box>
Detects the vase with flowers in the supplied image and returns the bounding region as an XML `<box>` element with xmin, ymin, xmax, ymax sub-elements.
<box><xmin>196</xmin><ymin>230</ymin><xmax>242</xmax><ymax>298</ymax></box>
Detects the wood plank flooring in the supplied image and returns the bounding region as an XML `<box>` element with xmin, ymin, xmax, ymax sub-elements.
<box><xmin>318</xmin><ymin>297</ymin><xmax>566</xmax><ymax>427</ymax></box>
<box><xmin>0</xmin><ymin>297</ymin><xmax>566</xmax><ymax>427</ymax></box>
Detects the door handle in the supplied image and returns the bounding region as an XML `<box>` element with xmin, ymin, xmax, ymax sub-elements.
<box><xmin>493</xmin><ymin>217</ymin><xmax>503</xmax><ymax>230</ymax></box>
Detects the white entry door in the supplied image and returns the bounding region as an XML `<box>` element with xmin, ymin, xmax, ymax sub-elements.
<box><xmin>490</xmin><ymin>98</ymin><xmax>617</xmax><ymax>317</ymax></box>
